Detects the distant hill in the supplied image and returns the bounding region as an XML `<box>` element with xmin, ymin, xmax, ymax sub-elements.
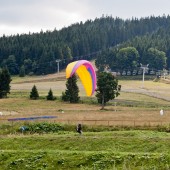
<box><xmin>119</xmin><ymin>26</ymin><xmax>170</xmax><ymax>69</ymax></box>
<box><xmin>0</xmin><ymin>15</ymin><xmax>170</xmax><ymax>75</ymax></box>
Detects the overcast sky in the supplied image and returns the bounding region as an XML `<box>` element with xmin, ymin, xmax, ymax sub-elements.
<box><xmin>0</xmin><ymin>0</ymin><xmax>170</xmax><ymax>36</ymax></box>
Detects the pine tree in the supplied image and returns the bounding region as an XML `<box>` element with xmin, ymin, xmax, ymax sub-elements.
<box><xmin>62</xmin><ymin>74</ymin><xmax>80</xmax><ymax>103</ymax></box>
<box><xmin>46</xmin><ymin>88</ymin><xmax>55</xmax><ymax>100</ymax></box>
<box><xmin>0</xmin><ymin>67</ymin><xmax>12</xmax><ymax>98</ymax></box>
<box><xmin>19</xmin><ymin>65</ymin><xmax>25</xmax><ymax>77</ymax></box>
<box><xmin>30</xmin><ymin>85</ymin><xmax>39</xmax><ymax>100</ymax></box>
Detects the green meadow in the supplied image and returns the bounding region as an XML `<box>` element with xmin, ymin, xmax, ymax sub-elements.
<box><xmin>0</xmin><ymin>75</ymin><xmax>170</xmax><ymax>169</ymax></box>
<box><xmin>0</xmin><ymin>126</ymin><xmax>170</xmax><ymax>170</ymax></box>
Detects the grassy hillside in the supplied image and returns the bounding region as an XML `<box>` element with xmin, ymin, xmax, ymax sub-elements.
<box><xmin>10</xmin><ymin>74</ymin><xmax>170</xmax><ymax>100</ymax></box>
<box><xmin>0</xmin><ymin>129</ymin><xmax>170</xmax><ymax>170</ymax></box>
<box><xmin>0</xmin><ymin>74</ymin><xmax>170</xmax><ymax>169</ymax></box>
<box><xmin>0</xmin><ymin>74</ymin><xmax>169</xmax><ymax>126</ymax></box>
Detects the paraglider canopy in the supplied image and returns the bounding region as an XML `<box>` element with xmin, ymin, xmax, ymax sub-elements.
<box><xmin>66</xmin><ymin>60</ymin><xmax>96</xmax><ymax>96</ymax></box>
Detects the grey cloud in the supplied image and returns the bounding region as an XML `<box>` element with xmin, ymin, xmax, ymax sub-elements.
<box><xmin>1</xmin><ymin>0</ymin><xmax>170</xmax><ymax>36</ymax></box>
<box><xmin>0</xmin><ymin>0</ymin><xmax>89</xmax><ymax>27</ymax></box>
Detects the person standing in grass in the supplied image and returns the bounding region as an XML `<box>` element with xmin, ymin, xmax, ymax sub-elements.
<box><xmin>76</xmin><ymin>124</ymin><xmax>82</xmax><ymax>135</ymax></box>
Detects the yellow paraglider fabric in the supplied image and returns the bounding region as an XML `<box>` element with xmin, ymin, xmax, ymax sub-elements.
<box><xmin>76</xmin><ymin>65</ymin><xmax>92</xmax><ymax>96</ymax></box>
<box><xmin>66</xmin><ymin>61</ymin><xmax>78</xmax><ymax>78</ymax></box>
<box><xmin>65</xmin><ymin>60</ymin><xmax>96</xmax><ymax>96</ymax></box>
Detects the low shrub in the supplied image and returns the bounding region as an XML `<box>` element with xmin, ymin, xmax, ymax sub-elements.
<box><xmin>18</xmin><ymin>122</ymin><xmax>64</xmax><ymax>133</ymax></box>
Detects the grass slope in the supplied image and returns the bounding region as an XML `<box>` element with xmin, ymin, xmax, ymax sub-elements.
<box><xmin>0</xmin><ymin>74</ymin><xmax>169</xmax><ymax>169</ymax></box>
<box><xmin>0</xmin><ymin>130</ymin><xmax>170</xmax><ymax>169</ymax></box>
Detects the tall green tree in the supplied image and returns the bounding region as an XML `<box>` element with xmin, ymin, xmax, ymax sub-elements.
<box><xmin>19</xmin><ymin>65</ymin><xmax>25</xmax><ymax>77</ymax></box>
<box><xmin>30</xmin><ymin>85</ymin><xmax>39</xmax><ymax>100</ymax></box>
<box><xmin>63</xmin><ymin>45</ymin><xmax>73</xmax><ymax>60</ymax></box>
<box><xmin>0</xmin><ymin>67</ymin><xmax>12</xmax><ymax>98</ymax></box>
<box><xmin>116</xmin><ymin>47</ymin><xmax>139</xmax><ymax>73</ymax></box>
<box><xmin>24</xmin><ymin>59</ymin><xmax>32</xmax><ymax>74</ymax></box>
<box><xmin>95</xmin><ymin>72</ymin><xmax>121</xmax><ymax>110</ymax></box>
<box><xmin>95</xmin><ymin>49</ymin><xmax>110</xmax><ymax>72</ymax></box>
<box><xmin>4</xmin><ymin>55</ymin><xmax>18</xmax><ymax>75</ymax></box>
<box><xmin>62</xmin><ymin>74</ymin><xmax>80</xmax><ymax>103</ymax></box>
<box><xmin>145</xmin><ymin>48</ymin><xmax>167</xmax><ymax>70</ymax></box>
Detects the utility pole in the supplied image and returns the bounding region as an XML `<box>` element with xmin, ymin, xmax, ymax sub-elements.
<box><xmin>140</xmin><ymin>63</ymin><xmax>149</xmax><ymax>88</ymax></box>
<box><xmin>162</xmin><ymin>69</ymin><xmax>167</xmax><ymax>79</ymax></box>
<box><xmin>56</xmin><ymin>59</ymin><xmax>61</xmax><ymax>73</ymax></box>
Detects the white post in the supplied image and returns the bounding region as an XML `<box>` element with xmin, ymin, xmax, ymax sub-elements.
<box><xmin>56</xmin><ymin>59</ymin><xmax>61</xmax><ymax>73</ymax></box>
<box><xmin>140</xmin><ymin>64</ymin><xmax>149</xmax><ymax>88</ymax></box>
<box><xmin>142</xmin><ymin>67</ymin><xmax>145</xmax><ymax>88</ymax></box>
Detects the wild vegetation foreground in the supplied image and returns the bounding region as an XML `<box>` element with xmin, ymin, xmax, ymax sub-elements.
<box><xmin>0</xmin><ymin>125</ymin><xmax>170</xmax><ymax>170</ymax></box>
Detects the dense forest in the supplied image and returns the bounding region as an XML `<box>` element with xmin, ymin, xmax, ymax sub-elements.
<box><xmin>0</xmin><ymin>15</ymin><xmax>170</xmax><ymax>75</ymax></box>
<box><xmin>96</xmin><ymin>25</ymin><xmax>170</xmax><ymax>74</ymax></box>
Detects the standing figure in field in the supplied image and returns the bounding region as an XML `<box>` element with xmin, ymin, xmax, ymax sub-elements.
<box><xmin>76</xmin><ymin>123</ymin><xmax>82</xmax><ymax>135</ymax></box>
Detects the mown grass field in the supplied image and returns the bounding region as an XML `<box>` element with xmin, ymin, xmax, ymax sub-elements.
<box><xmin>0</xmin><ymin>126</ymin><xmax>170</xmax><ymax>170</ymax></box>
<box><xmin>0</xmin><ymin>74</ymin><xmax>170</xmax><ymax>169</ymax></box>
<box><xmin>1</xmin><ymin>74</ymin><xmax>169</xmax><ymax>126</ymax></box>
